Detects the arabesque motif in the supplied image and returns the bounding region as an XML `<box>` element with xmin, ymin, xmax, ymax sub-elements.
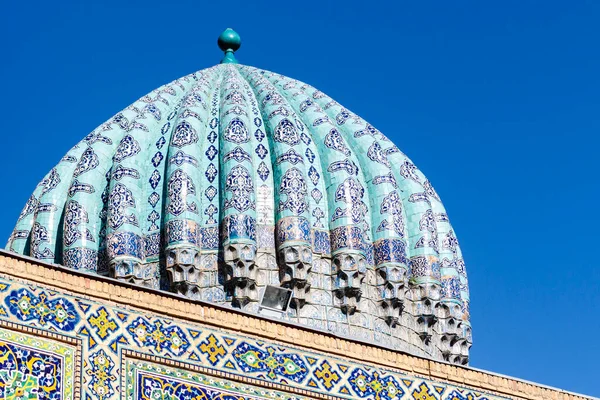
<box><xmin>7</xmin><ymin>51</ymin><xmax>470</xmax><ymax>364</ymax></box>
<box><xmin>0</xmin><ymin>275</ymin><xmax>498</xmax><ymax>400</ymax></box>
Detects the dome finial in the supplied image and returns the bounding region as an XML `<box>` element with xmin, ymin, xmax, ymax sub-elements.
<box><xmin>218</xmin><ymin>28</ymin><xmax>241</xmax><ymax>64</ymax></box>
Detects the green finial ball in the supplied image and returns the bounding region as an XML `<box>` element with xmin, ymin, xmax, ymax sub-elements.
<box><xmin>218</xmin><ymin>28</ymin><xmax>241</xmax><ymax>53</ymax></box>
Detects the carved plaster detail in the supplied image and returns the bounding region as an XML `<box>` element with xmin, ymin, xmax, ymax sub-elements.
<box><xmin>333</xmin><ymin>252</ymin><xmax>366</xmax><ymax>315</ymax></box>
<box><xmin>278</xmin><ymin>244</ymin><xmax>312</xmax><ymax>309</ymax></box>
<box><xmin>223</xmin><ymin>243</ymin><xmax>258</xmax><ymax>308</ymax></box>
<box><xmin>376</xmin><ymin>265</ymin><xmax>408</xmax><ymax>327</ymax></box>
<box><xmin>110</xmin><ymin>259</ymin><xmax>159</xmax><ymax>289</ymax></box>
<box><xmin>166</xmin><ymin>247</ymin><xmax>202</xmax><ymax>299</ymax></box>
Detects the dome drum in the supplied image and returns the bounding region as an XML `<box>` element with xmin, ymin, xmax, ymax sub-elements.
<box><xmin>7</xmin><ymin>59</ymin><xmax>472</xmax><ymax>363</ymax></box>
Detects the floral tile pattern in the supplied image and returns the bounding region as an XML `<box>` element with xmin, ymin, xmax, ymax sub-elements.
<box><xmin>0</xmin><ymin>274</ymin><xmax>500</xmax><ymax>400</ymax></box>
<box><xmin>6</xmin><ymin>60</ymin><xmax>470</xmax><ymax>363</ymax></box>
<box><xmin>0</xmin><ymin>324</ymin><xmax>78</xmax><ymax>400</ymax></box>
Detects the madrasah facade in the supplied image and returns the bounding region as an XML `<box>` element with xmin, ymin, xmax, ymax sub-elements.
<box><xmin>1</xmin><ymin>29</ymin><xmax>593</xmax><ymax>400</ymax></box>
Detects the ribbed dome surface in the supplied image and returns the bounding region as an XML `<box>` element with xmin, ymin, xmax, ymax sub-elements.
<box><xmin>7</xmin><ymin>63</ymin><xmax>471</xmax><ymax>363</ymax></box>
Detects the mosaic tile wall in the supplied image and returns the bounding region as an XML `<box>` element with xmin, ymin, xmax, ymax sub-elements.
<box><xmin>0</xmin><ymin>273</ymin><xmax>503</xmax><ymax>400</ymax></box>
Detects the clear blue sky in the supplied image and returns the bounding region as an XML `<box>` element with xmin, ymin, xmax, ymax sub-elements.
<box><xmin>2</xmin><ymin>0</ymin><xmax>599</xmax><ymax>396</ymax></box>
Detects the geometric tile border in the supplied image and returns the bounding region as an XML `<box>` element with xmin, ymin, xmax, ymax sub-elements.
<box><xmin>0</xmin><ymin>274</ymin><xmax>498</xmax><ymax>400</ymax></box>
<box><xmin>0</xmin><ymin>253</ymin><xmax>593</xmax><ymax>400</ymax></box>
<box><xmin>123</xmin><ymin>350</ymin><xmax>317</xmax><ymax>400</ymax></box>
<box><xmin>0</xmin><ymin>320</ymin><xmax>81</xmax><ymax>400</ymax></box>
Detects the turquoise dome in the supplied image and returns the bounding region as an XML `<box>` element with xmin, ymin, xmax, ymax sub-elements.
<box><xmin>7</xmin><ymin>40</ymin><xmax>471</xmax><ymax>363</ymax></box>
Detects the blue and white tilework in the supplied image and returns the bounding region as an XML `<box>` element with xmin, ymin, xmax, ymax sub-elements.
<box><xmin>0</xmin><ymin>275</ymin><xmax>500</xmax><ymax>400</ymax></box>
<box><xmin>6</xmin><ymin>63</ymin><xmax>470</xmax><ymax>363</ymax></box>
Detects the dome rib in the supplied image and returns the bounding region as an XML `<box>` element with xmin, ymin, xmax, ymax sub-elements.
<box><xmin>10</xmin><ymin>170</ymin><xmax>53</xmax><ymax>255</ymax></box>
<box><xmin>6</xmin><ymin>62</ymin><xmax>472</xmax><ymax>364</ymax></box>
<box><xmin>234</xmin><ymin>66</ymin><xmax>280</xmax><ymax>309</ymax></box>
<box><xmin>261</xmin><ymin>75</ymin><xmax>333</xmax><ymax>252</ymax></box>
<box><xmin>239</xmin><ymin>67</ymin><xmax>321</xmax><ymax>311</ymax></box>
<box><xmin>217</xmin><ymin>66</ymin><xmax>263</xmax><ymax>307</ymax></box>
<box><xmin>33</xmin><ymin>145</ymin><xmax>88</xmax><ymax>264</ymax></box>
<box><xmin>163</xmin><ymin>67</ymin><xmax>222</xmax><ymax>298</ymax></box>
<box><xmin>292</xmin><ymin>82</ymin><xmax>412</xmax><ymax>331</ymax></box>
<box><xmin>64</xmin><ymin>141</ymin><xmax>111</xmax><ymax>273</ymax></box>
<box><xmin>104</xmin><ymin>73</ymin><xmax>199</xmax><ymax>286</ymax></box>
